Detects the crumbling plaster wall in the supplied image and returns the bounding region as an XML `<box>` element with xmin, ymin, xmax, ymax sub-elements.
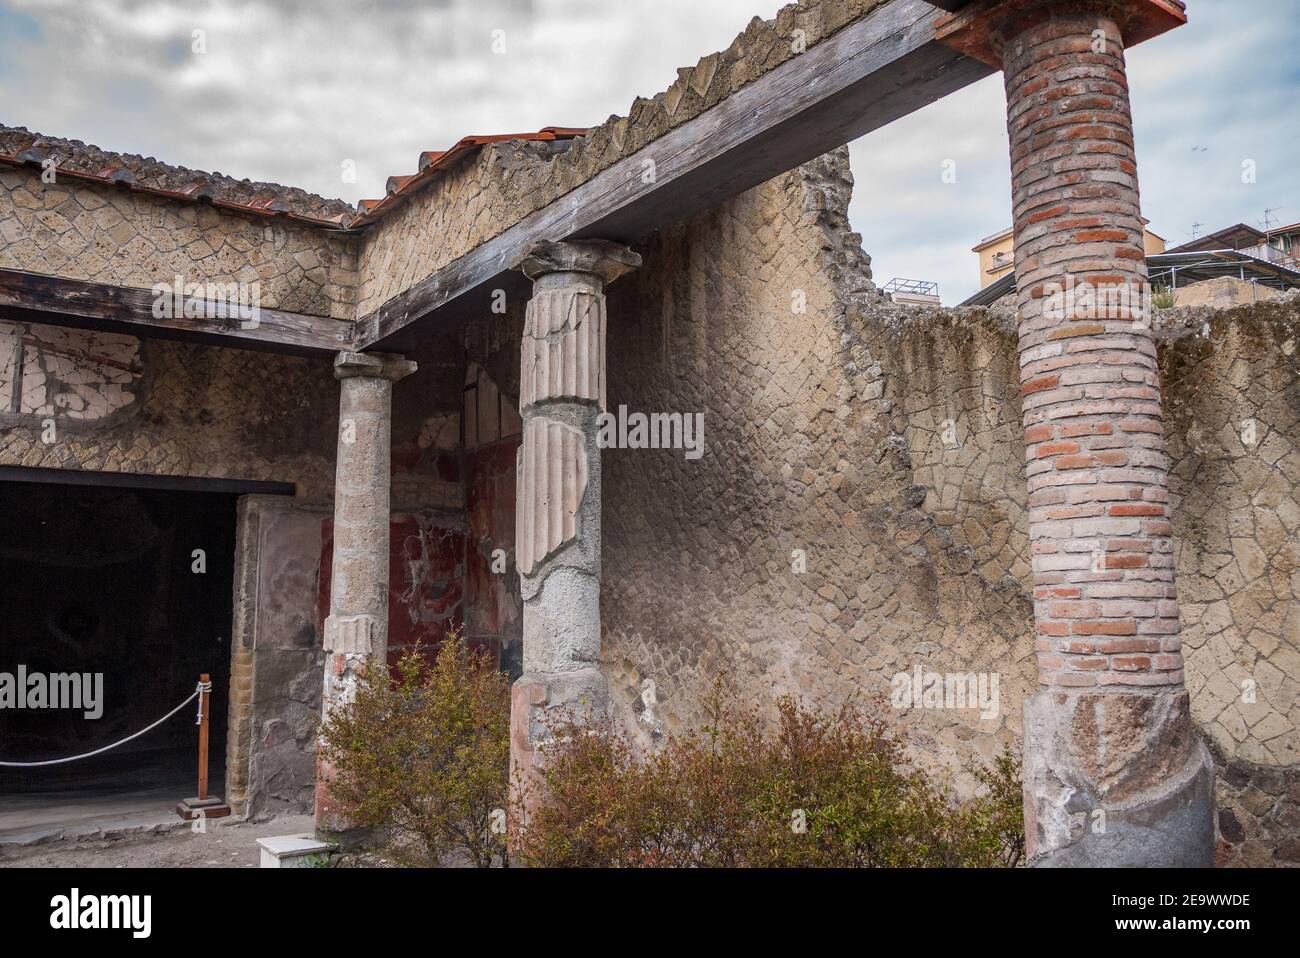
<box><xmin>595</xmin><ymin>147</ymin><xmax>1299</xmax><ymax>863</ymax></box>
<box><xmin>229</xmin><ymin>496</ymin><xmax>329</xmax><ymax>818</ymax></box>
<box><xmin>0</xmin><ymin>166</ymin><xmax>358</xmax><ymax>319</ymax></box>
<box><xmin>0</xmin><ymin>331</ymin><xmax>341</xmax><ymax>496</ymax></box>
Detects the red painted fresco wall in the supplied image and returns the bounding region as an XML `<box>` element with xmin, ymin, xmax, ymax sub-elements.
<box><xmin>318</xmin><ymin>512</ymin><xmax>466</xmax><ymax>668</ymax></box>
<box><xmin>464</xmin><ymin>437</ymin><xmax>522</xmax><ymax>677</ymax></box>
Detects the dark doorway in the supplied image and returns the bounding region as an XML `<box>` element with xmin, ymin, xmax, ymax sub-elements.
<box><xmin>0</xmin><ymin>479</ymin><xmax>238</xmax><ymax>811</ymax></box>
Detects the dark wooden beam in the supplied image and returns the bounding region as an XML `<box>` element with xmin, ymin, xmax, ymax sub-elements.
<box><xmin>359</xmin><ymin>0</ymin><xmax>994</xmax><ymax>351</ymax></box>
<box><xmin>0</xmin><ymin>464</ymin><xmax>295</xmax><ymax>496</ymax></box>
<box><xmin>0</xmin><ymin>268</ymin><xmax>354</xmax><ymax>357</ymax></box>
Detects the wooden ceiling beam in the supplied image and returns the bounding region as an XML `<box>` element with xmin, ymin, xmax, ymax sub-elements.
<box><xmin>0</xmin><ymin>268</ymin><xmax>353</xmax><ymax>358</ymax></box>
<box><xmin>358</xmin><ymin>0</ymin><xmax>994</xmax><ymax>351</ymax></box>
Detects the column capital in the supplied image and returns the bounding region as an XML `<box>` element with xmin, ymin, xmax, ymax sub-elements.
<box><xmin>935</xmin><ymin>0</ymin><xmax>1185</xmax><ymax>66</ymax></box>
<box><xmin>333</xmin><ymin>350</ymin><xmax>417</xmax><ymax>383</ymax></box>
<box><xmin>518</xmin><ymin>239</ymin><xmax>642</xmax><ymax>287</ymax></box>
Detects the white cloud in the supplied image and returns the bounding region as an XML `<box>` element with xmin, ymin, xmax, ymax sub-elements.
<box><xmin>1</xmin><ymin>0</ymin><xmax>1295</xmax><ymax>307</ymax></box>
<box><xmin>850</xmin><ymin>0</ymin><xmax>1300</xmax><ymax>304</ymax></box>
<box><xmin>0</xmin><ymin>0</ymin><xmax>783</xmax><ymax>202</ymax></box>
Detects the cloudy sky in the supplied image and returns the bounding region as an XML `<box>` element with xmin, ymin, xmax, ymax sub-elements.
<box><xmin>1</xmin><ymin>0</ymin><xmax>1297</xmax><ymax>304</ymax></box>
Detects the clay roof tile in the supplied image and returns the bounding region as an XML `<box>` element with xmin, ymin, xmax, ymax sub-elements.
<box><xmin>352</xmin><ymin>125</ymin><xmax>586</xmax><ymax>226</ymax></box>
<box><xmin>0</xmin><ymin>124</ymin><xmax>588</xmax><ymax>231</ymax></box>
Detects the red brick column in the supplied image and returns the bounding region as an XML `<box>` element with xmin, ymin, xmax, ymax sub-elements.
<box><xmin>947</xmin><ymin>0</ymin><xmax>1212</xmax><ymax>865</ymax></box>
<box><xmin>1007</xmin><ymin>8</ymin><xmax>1171</xmax><ymax>694</ymax></box>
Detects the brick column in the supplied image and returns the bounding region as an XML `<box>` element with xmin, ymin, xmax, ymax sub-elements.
<box><xmin>941</xmin><ymin>0</ymin><xmax>1211</xmax><ymax>866</ymax></box>
<box><xmin>509</xmin><ymin>240</ymin><xmax>640</xmax><ymax>830</ymax></box>
<box><xmin>315</xmin><ymin>350</ymin><xmax>416</xmax><ymax>837</ymax></box>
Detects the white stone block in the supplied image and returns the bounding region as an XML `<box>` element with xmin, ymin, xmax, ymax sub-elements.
<box><xmin>256</xmin><ymin>835</ymin><xmax>335</xmax><ymax>869</ymax></box>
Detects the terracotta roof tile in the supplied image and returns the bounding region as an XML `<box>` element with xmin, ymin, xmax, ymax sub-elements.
<box><xmin>0</xmin><ymin>124</ymin><xmax>587</xmax><ymax>231</ymax></box>
<box><xmin>351</xmin><ymin>126</ymin><xmax>587</xmax><ymax>226</ymax></box>
<box><xmin>0</xmin><ymin>125</ymin><xmax>358</xmax><ymax>226</ymax></box>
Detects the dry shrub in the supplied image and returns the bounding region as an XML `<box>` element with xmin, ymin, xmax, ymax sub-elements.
<box><xmin>519</xmin><ymin>683</ymin><xmax>1023</xmax><ymax>868</ymax></box>
<box><xmin>318</xmin><ymin>631</ymin><xmax>510</xmax><ymax>867</ymax></box>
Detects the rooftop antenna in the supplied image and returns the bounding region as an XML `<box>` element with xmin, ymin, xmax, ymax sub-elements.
<box><xmin>1189</xmin><ymin>221</ymin><xmax>1203</xmax><ymax>239</ymax></box>
<box><xmin>1260</xmin><ymin>207</ymin><xmax>1280</xmax><ymax>232</ymax></box>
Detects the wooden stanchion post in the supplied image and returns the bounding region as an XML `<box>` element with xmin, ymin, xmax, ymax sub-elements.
<box><xmin>197</xmin><ymin>672</ymin><xmax>210</xmax><ymax>801</ymax></box>
<box><xmin>177</xmin><ymin>673</ymin><xmax>231</xmax><ymax>822</ymax></box>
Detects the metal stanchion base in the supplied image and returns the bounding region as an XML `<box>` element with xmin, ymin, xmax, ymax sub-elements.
<box><xmin>176</xmin><ymin>796</ymin><xmax>232</xmax><ymax>821</ymax></box>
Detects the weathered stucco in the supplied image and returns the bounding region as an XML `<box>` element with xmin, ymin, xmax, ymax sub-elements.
<box><xmin>0</xmin><ymin>324</ymin><xmax>462</xmax><ymax>503</ymax></box>
<box><xmin>0</xmin><ymin>333</ymin><xmax>341</xmax><ymax>496</ymax></box>
<box><xmin>229</xmin><ymin>496</ymin><xmax>329</xmax><ymax>818</ymax></box>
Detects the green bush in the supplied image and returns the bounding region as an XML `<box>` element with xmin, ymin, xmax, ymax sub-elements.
<box><xmin>519</xmin><ymin>684</ymin><xmax>1023</xmax><ymax>868</ymax></box>
<box><xmin>321</xmin><ymin>644</ymin><xmax>1023</xmax><ymax>868</ymax></box>
<box><xmin>1151</xmin><ymin>284</ymin><xmax>1176</xmax><ymax>310</ymax></box>
<box><xmin>318</xmin><ymin>632</ymin><xmax>510</xmax><ymax>867</ymax></box>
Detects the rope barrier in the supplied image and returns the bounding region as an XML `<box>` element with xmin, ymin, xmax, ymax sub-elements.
<box><xmin>0</xmin><ymin>681</ymin><xmax>207</xmax><ymax>768</ymax></box>
<box><xmin>194</xmin><ymin>679</ymin><xmax>212</xmax><ymax>725</ymax></box>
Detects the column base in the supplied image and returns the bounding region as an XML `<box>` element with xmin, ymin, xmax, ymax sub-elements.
<box><xmin>509</xmin><ymin>667</ymin><xmax>609</xmax><ymax>833</ymax></box>
<box><xmin>1024</xmin><ymin>689</ymin><xmax>1216</xmax><ymax>867</ymax></box>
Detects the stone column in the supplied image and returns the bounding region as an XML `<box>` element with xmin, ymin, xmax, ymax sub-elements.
<box><xmin>509</xmin><ymin>240</ymin><xmax>640</xmax><ymax>827</ymax></box>
<box><xmin>315</xmin><ymin>350</ymin><xmax>416</xmax><ymax>835</ymax></box>
<box><xmin>940</xmin><ymin>0</ymin><xmax>1211</xmax><ymax>866</ymax></box>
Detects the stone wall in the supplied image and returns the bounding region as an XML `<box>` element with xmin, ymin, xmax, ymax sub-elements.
<box><xmin>1160</xmin><ymin>302</ymin><xmax>1300</xmax><ymax>865</ymax></box>
<box><xmin>596</xmin><ymin>147</ymin><xmax>1299</xmax><ymax>863</ymax></box>
<box><xmin>601</xmin><ymin>149</ymin><xmax>1034</xmax><ymax>788</ymax></box>
<box><xmin>0</xmin><ymin>322</ymin><xmax>462</xmax><ymax>502</ymax></box>
<box><xmin>229</xmin><ymin>496</ymin><xmax>329</xmax><ymax>818</ymax></box>
<box><xmin>354</xmin><ymin>140</ymin><xmax>573</xmax><ymax>318</ymax></box>
<box><xmin>0</xmin><ymin>165</ymin><xmax>358</xmax><ymax>319</ymax></box>
<box><xmin>0</xmin><ymin>325</ymin><xmax>341</xmax><ymax>496</ymax></box>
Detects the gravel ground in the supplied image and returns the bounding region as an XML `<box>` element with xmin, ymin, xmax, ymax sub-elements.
<box><xmin>0</xmin><ymin>814</ymin><xmax>316</xmax><ymax>868</ymax></box>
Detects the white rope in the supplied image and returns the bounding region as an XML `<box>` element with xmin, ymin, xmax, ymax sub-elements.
<box><xmin>0</xmin><ymin>683</ymin><xmax>205</xmax><ymax>768</ymax></box>
<box><xmin>195</xmin><ymin>680</ymin><xmax>212</xmax><ymax>725</ymax></box>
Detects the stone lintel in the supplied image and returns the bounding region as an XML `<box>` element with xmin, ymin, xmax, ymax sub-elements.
<box><xmin>518</xmin><ymin>239</ymin><xmax>642</xmax><ymax>287</ymax></box>
<box><xmin>935</xmin><ymin>0</ymin><xmax>1187</xmax><ymax>66</ymax></box>
<box><xmin>333</xmin><ymin>350</ymin><xmax>417</xmax><ymax>382</ymax></box>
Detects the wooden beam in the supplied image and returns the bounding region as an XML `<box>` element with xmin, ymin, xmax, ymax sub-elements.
<box><xmin>359</xmin><ymin>0</ymin><xmax>994</xmax><ymax>351</ymax></box>
<box><xmin>0</xmin><ymin>464</ymin><xmax>295</xmax><ymax>496</ymax></box>
<box><xmin>0</xmin><ymin>268</ymin><xmax>354</xmax><ymax>357</ymax></box>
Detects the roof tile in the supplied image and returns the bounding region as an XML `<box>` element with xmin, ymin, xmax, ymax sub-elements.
<box><xmin>0</xmin><ymin>124</ymin><xmax>588</xmax><ymax>231</ymax></box>
<box><xmin>352</xmin><ymin>126</ymin><xmax>587</xmax><ymax>226</ymax></box>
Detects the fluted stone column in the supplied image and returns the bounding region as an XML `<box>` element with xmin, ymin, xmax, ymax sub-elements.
<box><xmin>315</xmin><ymin>349</ymin><xmax>416</xmax><ymax>835</ymax></box>
<box><xmin>509</xmin><ymin>239</ymin><xmax>640</xmax><ymax>827</ymax></box>
<box><xmin>941</xmin><ymin>0</ymin><xmax>1210</xmax><ymax>867</ymax></box>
